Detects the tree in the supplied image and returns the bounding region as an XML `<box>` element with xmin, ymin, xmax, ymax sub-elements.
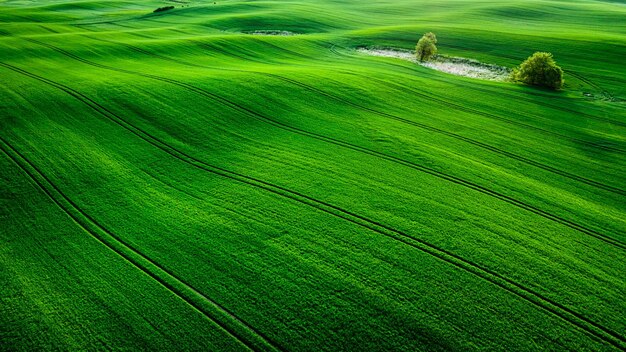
<box><xmin>416</xmin><ymin>32</ymin><xmax>437</xmax><ymax>62</ymax></box>
<box><xmin>424</xmin><ymin>32</ymin><xmax>437</xmax><ymax>44</ymax></box>
<box><xmin>513</xmin><ymin>52</ymin><xmax>564</xmax><ymax>90</ymax></box>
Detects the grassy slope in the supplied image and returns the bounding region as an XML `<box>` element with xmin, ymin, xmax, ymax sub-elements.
<box><xmin>1</xmin><ymin>0</ymin><xmax>625</xmax><ymax>350</ymax></box>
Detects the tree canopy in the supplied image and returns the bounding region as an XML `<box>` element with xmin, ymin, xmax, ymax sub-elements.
<box><xmin>513</xmin><ymin>52</ymin><xmax>564</xmax><ymax>90</ymax></box>
<box><xmin>416</xmin><ymin>32</ymin><xmax>437</xmax><ymax>62</ymax></box>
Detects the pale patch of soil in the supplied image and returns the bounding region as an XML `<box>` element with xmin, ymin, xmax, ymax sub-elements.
<box><xmin>245</xmin><ymin>30</ymin><xmax>297</xmax><ymax>36</ymax></box>
<box><xmin>357</xmin><ymin>48</ymin><xmax>511</xmax><ymax>82</ymax></box>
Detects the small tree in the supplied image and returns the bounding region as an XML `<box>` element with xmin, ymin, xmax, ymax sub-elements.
<box><xmin>424</xmin><ymin>32</ymin><xmax>437</xmax><ymax>44</ymax></box>
<box><xmin>416</xmin><ymin>32</ymin><xmax>437</xmax><ymax>62</ymax></box>
<box><xmin>513</xmin><ymin>52</ymin><xmax>564</xmax><ymax>90</ymax></box>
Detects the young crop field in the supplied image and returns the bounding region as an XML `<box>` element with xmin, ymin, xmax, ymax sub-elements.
<box><xmin>1</xmin><ymin>0</ymin><xmax>625</xmax><ymax>350</ymax></box>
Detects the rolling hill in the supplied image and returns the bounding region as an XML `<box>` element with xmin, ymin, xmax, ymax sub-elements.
<box><xmin>1</xmin><ymin>0</ymin><xmax>625</xmax><ymax>350</ymax></box>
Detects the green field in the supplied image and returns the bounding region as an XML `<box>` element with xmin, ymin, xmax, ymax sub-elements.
<box><xmin>1</xmin><ymin>0</ymin><xmax>625</xmax><ymax>350</ymax></box>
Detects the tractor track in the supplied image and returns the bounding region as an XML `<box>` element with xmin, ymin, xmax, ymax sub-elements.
<box><xmin>108</xmin><ymin>23</ymin><xmax>155</xmax><ymax>39</ymax></box>
<box><xmin>81</xmin><ymin>37</ymin><xmax>626</xmax><ymax>173</ymax></box>
<box><xmin>350</xmin><ymin>71</ymin><xmax>625</xmax><ymax>151</ymax></box>
<box><xmin>347</xmin><ymin>44</ymin><xmax>626</xmax><ymax>129</ymax></box>
<box><xmin>2</xmin><ymin>61</ymin><xmax>626</xmax><ymax>350</ymax></box>
<box><xmin>79</xmin><ymin>29</ymin><xmax>626</xmax><ymax>153</ymax></box>
<box><xmin>82</xmin><ymin>33</ymin><xmax>626</xmax><ymax>159</ymax></box>
<box><xmin>17</xmin><ymin>37</ymin><xmax>626</xmax><ymax>246</ymax></box>
<box><xmin>0</xmin><ymin>136</ymin><xmax>281</xmax><ymax>352</ymax></box>
<box><xmin>565</xmin><ymin>70</ymin><xmax>617</xmax><ymax>102</ymax></box>
<box><xmin>38</xmin><ymin>25</ymin><xmax>60</xmax><ymax>34</ymax></box>
<box><xmin>444</xmin><ymin>45</ymin><xmax>617</xmax><ymax>102</ymax></box>
<box><xmin>265</xmin><ymin>72</ymin><xmax>626</xmax><ymax>196</ymax></box>
<box><xmin>433</xmin><ymin>45</ymin><xmax>623</xmax><ymax>125</ymax></box>
<box><xmin>193</xmin><ymin>40</ymin><xmax>271</xmax><ymax>65</ymax></box>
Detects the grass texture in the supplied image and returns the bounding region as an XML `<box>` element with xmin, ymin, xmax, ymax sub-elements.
<box><xmin>1</xmin><ymin>0</ymin><xmax>625</xmax><ymax>350</ymax></box>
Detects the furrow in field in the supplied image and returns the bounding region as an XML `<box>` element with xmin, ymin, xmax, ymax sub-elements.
<box><xmin>265</xmin><ymin>73</ymin><xmax>626</xmax><ymax>196</ymax></box>
<box><xmin>194</xmin><ymin>40</ymin><xmax>271</xmax><ymax>64</ymax></box>
<box><xmin>91</xmin><ymin>31</ymin><xmax>626</xmax><ymax>145</ymax></box>
<box><xmin>222</xmin><ymin>39</ymin><xmax>624</xmax><ymax>149</ymax></box>
<box><xmin>38</xmin><ymin>25</ymin><xmax>59</xmax><ymax>34</ymax></box>
<box><xmin>75</xmin><ymin>31</ymin><xmax>626</xmax><ymax>156</ymax></box>
<box><xmin>248</xmin><ymin>38</ymin><xmax>314</xmax><ymax>60</ymax></box>
<box><xmin>2</xmin><ymin>61</ymin><xmax>624</xmax><ymax>350</ymax></box>
<box><xmin>152</xmin><ymin>73</ymin><xmax>626</xmax><ymax>249</ymax></box>
<box><xmin>76</xmin><ymin>28</ymin><xmax>620</xmax><ymax>141</ymax></box>
<box><xmin>70</xmin><ymin>23</ymin><xmax>98</xmax><ymax>32</ymax></box>
<box><xmin>8</xmin><ymin>14</ymin><xmax>42</xmax><ymax>23</ymax></box>
<box><xmin>340</xmin><ymin>65</ymin><xmax>625</xmax><ymax>152</ymax></box>
<box><xmin>564</xmin><ymin>70</ymin><xmax>616</xmax><ymax>101</ymax></box>
<box><xmin>443</xmin><ymin>43</ymin><xmax>618</xmax><ymax>102</ymax></box>
<box><xmin>382</xmin><ymin>43</ymin><xmax>624</xmax><ymax>127</ymax></box>
<box><xmin>585</xmin><ymin>72</ymin><xmax>626</xmax><ymax>86</ymax></box>
<box><xmin>84</xmin><ymin>34</ymin><xmax>218</xmax><ymax>67</ymax></box>
<box><xmin>108</xmin><ymin>23</ymin><xmax>155</xmax><ymax>39</ymax></box>
<box><xmin>71</xmin><ymin>33</ymin><xmax>625</xmax><ymax>195</ymax></box>
<box><xmin>133</xmin><ymin>32</ymin><xmax>626</xmax><ymax>191</ymax></box>
<box><xmin>194</xmin><ymin>39</ymin><xmax>312</xmax><ymax>64</ymax></box>
<box><xmin>0</xmin><ymin>72</ymin><xmax>282</xmax><ymax>352</ymax></box>
<box><xmin>16</xmin><ymin>38</ymin><xmax>624</xmax><ymax>248</ymax></box>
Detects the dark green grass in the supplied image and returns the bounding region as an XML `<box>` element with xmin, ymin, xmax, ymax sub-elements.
<box><xmin>1</xmin><ymin>0</ymin><xmax>625</xmax><ymax>350</ymax></box>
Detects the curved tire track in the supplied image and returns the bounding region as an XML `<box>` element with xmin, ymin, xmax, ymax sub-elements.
<box><xmin>72</xmin><ymin>34</ymin><xmax>626</xmax><ymax>195</ymax></box>
<box><xmin>565</xmin><ymin>70</ymin><xmax>615</xmax><ymax>101</ymax></box>
<box><xmin>15</xmin><ymin>38</ymin><xmax>626</xmax><ymax>249</ymax></box>
<box><xmin>444</xmin><ymin>44</ymin><xmax>619</xmax><ymax>104</ymax></box>
<box><xmin>426</xmin><ymin>44</ymin><xmax>624</xmax><ymax>127</ymax></box>
<box><xmin>2</xmin><ymin>62</ymin><xmax>625</xmax><ymax>350</ymax></box>
<box><xmin>404</xmin><ymin>42</ymin><xmax>623</xmax><ymax>121</ymax></box>
<box><xmin>81</xmin><ymin>32</ymin><xmax>623</xmax><ymax>147</ymax></box>
<box><xmin>0</xmin><ymin>137</ymin><xmax>281</xmax><ymax>352</ymax></box>
<box><xmin>337</xmin><ymin>64</ymin><xmax>626</xmax><ymax>152</ymax></box>
<box><xmin>264</xmin><ymin>72</ymin><xmax>626</xmax><ymax>196</ymax></box>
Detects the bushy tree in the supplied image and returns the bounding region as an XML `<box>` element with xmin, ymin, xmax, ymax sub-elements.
<box><xmin>424</xmin><ymin>32</ymin><xmax>437</xmax><ymax>44</ymax></box>
<box><xmin>513</xmin><ymin>52</ymin><xmax>564</xmax><ymax>90</ymax></box>
<box><xmin>416</xmin><ymin>32</ymin><xmax>437</xmax><ymax>62</ymax></box>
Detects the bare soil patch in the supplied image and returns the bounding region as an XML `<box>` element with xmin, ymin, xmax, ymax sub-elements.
<box><xmin>357</xmin><ymin>48</ymin><xmax>511</xmax><ymax>82</ymax></box>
